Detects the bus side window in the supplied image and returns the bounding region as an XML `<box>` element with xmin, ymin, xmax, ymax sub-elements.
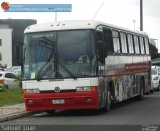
<box><xmin>144</xmin><ymin>37</ymin><xmax>150</xmax><ymax>54</ymax></box>
<box><xmin>120</xmin><ymin>32</ymin><xmax>128</xmax><ymax>54</ymax></box>
<box><xmin>139</xmin><ymin>36</ymin><xmax>145</xmax><ymax>54</ymax></box>
<box><xmin>103</xmin><ymin>28</ymin><xmax>113</xmax><ymax>53</ymax></box>
<box><xmin>112</xmin><ymin>30</ymin><xmax>121</xmax><ymax>54</ymax></box>
<box><xmin>134</xmin><ymin>35</ymin><xmax>140</xmax><ymax>54</ymax></box>
<box><xmin>127</xmin><ymin>34</ymin><xmax>134</xmax><ymax>54</ymax></box>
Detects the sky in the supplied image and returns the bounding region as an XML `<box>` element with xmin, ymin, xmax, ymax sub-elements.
<box><xmin>1</xmin><ymin>0</ymin><xmax>160</xmax><ymax>51</ymax></box>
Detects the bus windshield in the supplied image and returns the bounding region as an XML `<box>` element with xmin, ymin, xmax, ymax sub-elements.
<box><xmin>23</xmin><ymin>30</ymin><xmax>96</xmax><ymax>80</ymax></box>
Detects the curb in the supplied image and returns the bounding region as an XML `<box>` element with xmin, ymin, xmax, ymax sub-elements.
<box><xmin>0</xmin><ymin>111</ymin><xmax>34</xmax><ymax>123</ymax></box>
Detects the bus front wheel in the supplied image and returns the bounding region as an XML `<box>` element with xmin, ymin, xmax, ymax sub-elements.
<box><xmin>102</xmin><ymin>91</ymin><xmax>112</xmax><ymax>112</ymax></box>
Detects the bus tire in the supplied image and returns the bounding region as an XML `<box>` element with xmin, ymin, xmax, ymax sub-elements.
<box><xmin>137</xmin><ymin>78</ymin><xmax>144</xmax><ymax>100</ymax></box>
<box><xmin>102</xmin><ymin>91</ymin><xmax>112</xmax><ymax>112</ymax></box>
<box><xmin>46</xmin><ymin>110</ymin><xmax>56</xmax><ymax>115</ymax></box>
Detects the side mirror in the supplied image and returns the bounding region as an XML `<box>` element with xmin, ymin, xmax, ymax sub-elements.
<box><xmin>16</xmin><ymin>43</ymin><xmax>24</xmax><ymax>65</ymax></box>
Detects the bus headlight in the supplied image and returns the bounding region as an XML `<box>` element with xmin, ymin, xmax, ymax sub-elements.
<box><xmin>77</xmin><ymin>86</ymin><xmax>91</xmax><ymax>92</ymax></box>
<box><xmin>26</xmin><ymin>89</ymin><xmax>40</xmax><ymax>94</ymax></box>
<box><xmin>76</xmin><ymin>86</ymin><xmax>97</xmax><ymax>92</ymax></box>
<box><xmin>83</xmin><ymin>86</ymin><xmax>91</xmax><ymax>91</ymax></box>
<box><xmin>76</xmin><ymin>87</ymin><xmax>85</xmax><ymax>92</ymax></box>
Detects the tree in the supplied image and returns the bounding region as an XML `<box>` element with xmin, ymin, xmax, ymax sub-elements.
<box><xmin>14</xmin><ymin>75</ymin><xmax>22</xmax><ymax>88</ymax></box>
<box><xmin>149</xmin><ymin>43</ymin><xmax>160</xmax><ymax>59</ymax></box>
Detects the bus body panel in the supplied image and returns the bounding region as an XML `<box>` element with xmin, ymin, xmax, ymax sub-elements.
<box><xmin>105</xmin><ymin>55</ymin><xmax>151</xmax><ymax>94</ymax></box>
<box><xmin>23</xmin><ymin>78</ymin><xmax>100</xmax><ymax>111</ymax></box>
<box><xmin>24</xmin><ymin>78</ymin><xmax>95</xmax><ymax>90</ymax></box>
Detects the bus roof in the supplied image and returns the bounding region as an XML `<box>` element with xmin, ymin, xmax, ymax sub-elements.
<box><xmin>24</xmin><ymin>20</ymin><xmax>148</xmax><ymax>36</ymax></box>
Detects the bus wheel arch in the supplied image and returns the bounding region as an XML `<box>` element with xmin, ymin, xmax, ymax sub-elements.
<box><xmin>102</xmin><ymin>81</ymin><xmax>114</xmax><ymax>112</ymax></box>
<box><xmin>137</xmin><ymin>76</ymin><xmax>145</xmax><ymax>100</ymax></box>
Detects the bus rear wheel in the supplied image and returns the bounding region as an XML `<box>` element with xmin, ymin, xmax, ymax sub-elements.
<box><xmin>137</xmin><ymin>78</ymin><xmax>144</xmax><ymax>100</ymax></box>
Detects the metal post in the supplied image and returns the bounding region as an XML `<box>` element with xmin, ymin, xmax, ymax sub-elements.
<box><xmin>133</xmin><ymin>20</ymin><xmax>136</xmax><ymax>31</ymax></box>
<box><xmin>140</xmin><ymin>0</ymin><xmax>143</xmax><ymax>31</ymax></box>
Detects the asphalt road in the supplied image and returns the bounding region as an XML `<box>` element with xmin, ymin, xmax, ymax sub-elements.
<box><xmin>1</xmin><ymin>91</ymin><xmax>160</xmax><ymax>131</ymax></box>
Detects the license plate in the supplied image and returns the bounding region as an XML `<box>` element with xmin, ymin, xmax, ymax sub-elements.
<box><xmin>52</xmin><ymin>99</ymin><xmax>65</xmax><ymax>104</ymax></box>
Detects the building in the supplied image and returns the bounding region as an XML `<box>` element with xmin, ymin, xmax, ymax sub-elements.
<box><xmin>0</xmin><ymin>19</ymin><xmax>37</xmax><ymax>67</ymax></box>
<box><xmin>0</xmin><ymin>28</ymin><xmax>12</xmax><ymax>67</ymax></box>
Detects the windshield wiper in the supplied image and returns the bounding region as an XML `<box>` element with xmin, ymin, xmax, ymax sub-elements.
<box><xmin>37</xmin><ymin>37</ymin><xmax>76</xmax><ymax>80</ymax></box>
<box><xmin>37</xmin><ymin>59</ymin><xmax>55</xmax><ymax>81</ymax></box>
<box><xmin>37</xmin><ymin>60</ymin><xmax>77</xmax><ymax>81</ymax></box>
<box><xmin>59</xmin><ymin>63</ymin><xmax>77</xmax><ymax>80</ymax></box>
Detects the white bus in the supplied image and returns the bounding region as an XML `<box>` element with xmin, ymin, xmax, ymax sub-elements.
<box><xmin>20</xmin><ymin>20</ymin><xmax>151</xmax><ymax>113</ymax></box>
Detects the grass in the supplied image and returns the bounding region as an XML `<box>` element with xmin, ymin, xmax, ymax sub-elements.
<box><xmin>0</xmin><ymin>87</ymin><xmax>24</xmax><ymax>107</ymax></box>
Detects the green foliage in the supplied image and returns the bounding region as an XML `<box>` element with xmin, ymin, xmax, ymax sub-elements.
<box><xmin>0</xmin><ymin>83</ymin><xmax>8</xmax><ymax>92</ymax></box>
<box><xmin>14</xmin><ymin>75</ymin><xmax>22</xmax><ymax>88</ymax></box>
<box><xmin>0</xmin><ymin>87</ymin><xmax>24</xmax><ymax>107</ymax></box>
<box><xmin>149</xmin><ymin>43</ymin><xmax>160</xmax><ymax>60</ymax></box>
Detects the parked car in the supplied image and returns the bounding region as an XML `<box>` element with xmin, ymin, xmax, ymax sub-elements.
<box><xmin>0</xmin><ymin>68</ymin><xmax>5</xmax><ymax>71</ymax></box>
<box><xmin>151</xmin><ymin>66</ymin><xmax>160</xmax><ymax>91</ymax></box>
<box><xmin>0</xmin><ymin>71</ymin><xmax>18</xmax><ymax>89</ymax></box>
<box><xmin>9</xmin><ymin>66</ymin><xmax>21</xmax><ymax>76</ymax></box>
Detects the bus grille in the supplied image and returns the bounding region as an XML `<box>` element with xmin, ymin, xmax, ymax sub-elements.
<box><xmin>40</xmin><ymin>89</ymin><xmax>76</xmax><ymax>93</ymax></box>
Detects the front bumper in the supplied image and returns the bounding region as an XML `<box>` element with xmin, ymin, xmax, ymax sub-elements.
<box><xmin>24</xmin><ymin>92</ymin><xmax>99</xmax><ymax>111</ymax></box>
